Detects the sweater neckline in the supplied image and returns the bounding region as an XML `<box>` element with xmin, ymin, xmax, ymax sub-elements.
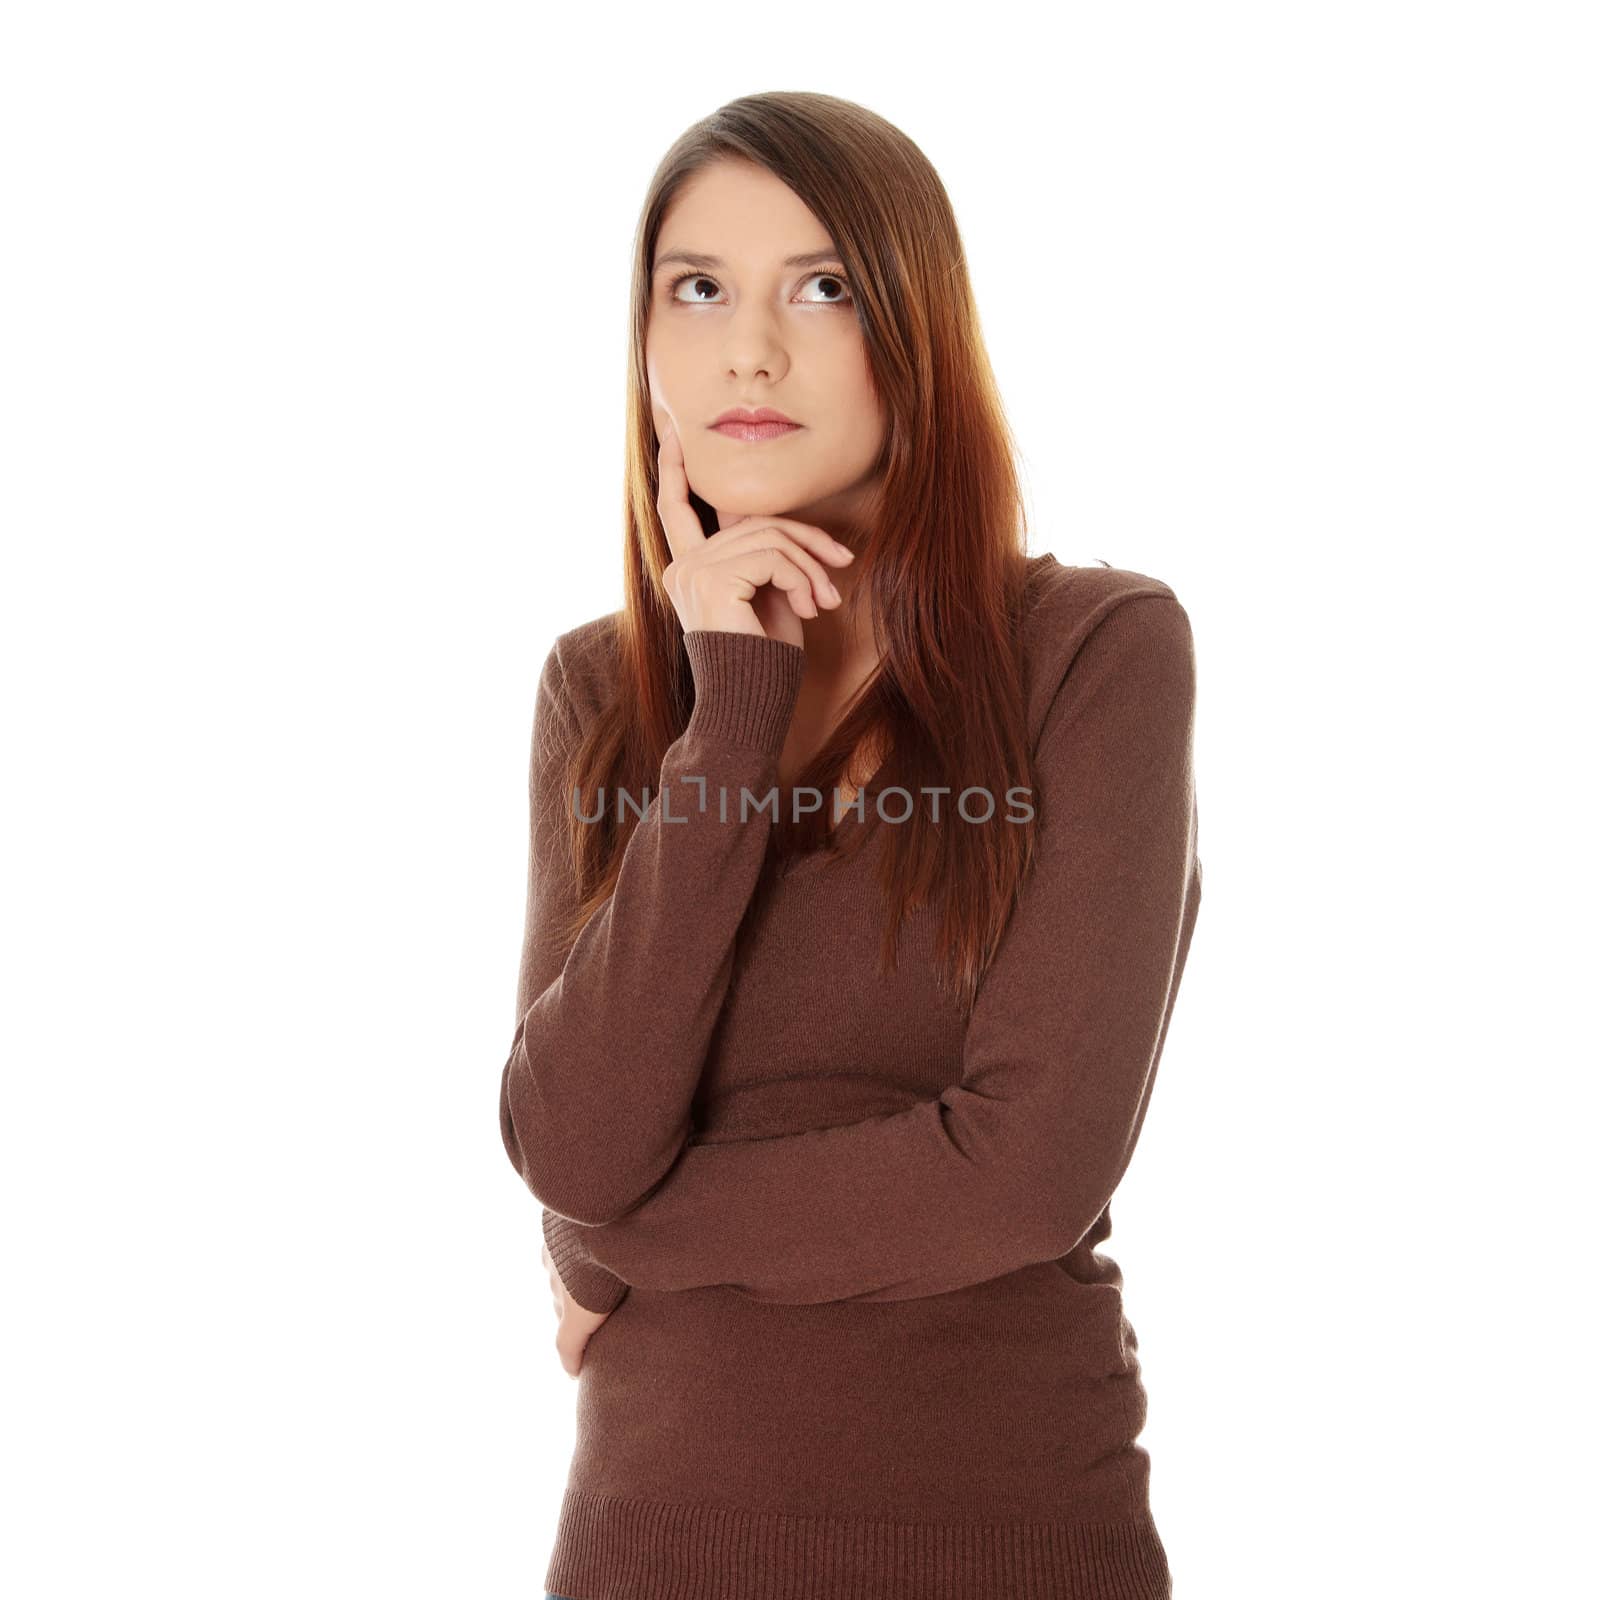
<box><xmin>777</xmin><ymin>750</ymin><xmax>890</xmax><ymax>879</ymax></box>
<box><xmin>777</xmin><ymin>552</ymin><xmax>1064</xmax><ymax>879</ymax></box>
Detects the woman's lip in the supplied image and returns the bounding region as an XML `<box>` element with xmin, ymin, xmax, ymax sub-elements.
<box><xmin>711</xmin><ymin>421</ymin><xmax>804</xmax><ymax>442</ymax></box>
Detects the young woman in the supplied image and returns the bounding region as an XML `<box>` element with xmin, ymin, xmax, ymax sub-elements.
<box><xmin>502</xmin><ymin>91</ymin><xmax>1203</xmax><ymax>1600</ymax></box>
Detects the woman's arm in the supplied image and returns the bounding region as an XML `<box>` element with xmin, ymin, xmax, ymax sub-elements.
<box><xmin>539</xmin><ymin>593</ymin><xmax>1202</xmax><ymax>1305</ymax></box>
<box><xmin>507</xmin><ymin>625</ymin><xmax>631</xmax><ymax>1315</ymax></box>
<box><xmin>499</xmin><ymin>625</ymin><xmax>807</xmax><ymax>1266</ymax></box>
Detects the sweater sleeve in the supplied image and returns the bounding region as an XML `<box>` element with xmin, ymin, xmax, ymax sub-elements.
<box><xmin>542</xmin><ymin>594</ymin><xmax>1202</xmax><ymax>1305</ymax></box>
<box><xmin>498</xmin><ymin>625</ymin><xmax>808</xmax><ymax>1310</ymax></box>
<box><xmin>503</xmin><ymin>630</ymin><xmax>630</xmax><ymax>1316</ymax></box>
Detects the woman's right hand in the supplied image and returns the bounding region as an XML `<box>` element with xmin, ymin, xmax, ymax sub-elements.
<box><xmin>542</xmin><ymin>1233</ymin><xmax>612</xmax><ymax>1379</ymax></box>
<box><xmin>656</xmin><ymin>416</ymin><xmax>856</xmax><ymax>648</ymax></box>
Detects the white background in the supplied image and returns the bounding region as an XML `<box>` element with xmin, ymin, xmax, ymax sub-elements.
<box><xmin>3</xmin><ymin>3</ymin><xmax>1595</xmax><ymax>1596</ymax></box>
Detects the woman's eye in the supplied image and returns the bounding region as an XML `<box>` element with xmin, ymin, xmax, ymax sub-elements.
<box><xmin>666</xmin><ymin>270</ymin><xmax>853</xmax><ymax>306</ymax></box>
<box><xmin>671</xmin><ymin>274</ymin><xmax>721</xmax><ymax>304</ymax></box>
<box><xmin>798</xmin><ymin>271</ymin><xmax>853</xmax><ymax>305</ymax></box>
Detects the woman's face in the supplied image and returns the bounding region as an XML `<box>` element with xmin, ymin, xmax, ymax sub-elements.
<box><xmin>645</xmin><ymin>158</ymin><xmax>887</xmax><ymax>536</ymax></box>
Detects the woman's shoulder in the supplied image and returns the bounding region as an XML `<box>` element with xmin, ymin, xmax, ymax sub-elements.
<box><xmin>1018</xmin><ymin>552</ymin><xmax>1194</xmax><ymax>724</ymax></box>
<box><xmin>1021</xmin><ymin>550</ymin><xmax>1186</xmax><ymax>624</ymax></box>
<box><xmin>541</xmin><ymin>608</ymin><xmax>624</xmax><ymax>727</ymax></box>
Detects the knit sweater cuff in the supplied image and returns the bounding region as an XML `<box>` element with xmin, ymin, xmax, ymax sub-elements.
<box><xmin>543</xmin><ymin>1209</ymin><xmax>629</xmax><ymax>1315</ymax></box>
<box><xmin>682</xmin><ymin>629</ymin><xmax>807</xmax><ymax>752</ymax></box>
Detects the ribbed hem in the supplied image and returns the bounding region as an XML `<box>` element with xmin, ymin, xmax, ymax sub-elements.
<box><xmin>542</xmin><ymin>1211</ymin><xmax>628</xmax><ymax>1315</ymax></box>
<box><xmin>682</xmin><ymin>630</ymin><xmax>806</xmax><ymax>752</ymax></box>
<box><xmin>545</xmin><ymin>1487</ymin><xmax>1171</xmax><ymax>1600</ymax></box>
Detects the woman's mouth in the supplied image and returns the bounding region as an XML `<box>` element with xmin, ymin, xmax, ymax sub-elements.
<box><xmin>711</xmin><ymin>420</ymin><xmax>804</xmax><ymax>443</ymax></box>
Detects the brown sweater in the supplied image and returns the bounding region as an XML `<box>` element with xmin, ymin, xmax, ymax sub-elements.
<box><xmin>500</xmin><ymin>553</ymin><xmax>1203</xmax><ymax>1600</ymax></box>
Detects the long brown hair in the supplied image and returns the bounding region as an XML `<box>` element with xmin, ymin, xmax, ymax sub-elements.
<box><xmin>559</xmin><ymin>90</ymin><xmax>1047</xmax><ymax>1016</ymax></box>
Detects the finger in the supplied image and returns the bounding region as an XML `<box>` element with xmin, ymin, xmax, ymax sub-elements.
<box><xmin>655</xmin><ymin>417</ymin><xmax>707</xmax><ymax>563</ymax></box>
<box><xmin>723</xmin><ymin>513</ymin><xmax>856</xmax><ymax>570</ymax></box>
<box><xmin>556</xmin><ymin>1331</ymin><xmax>580</xmax><ymax>1377</ymax></box>
<box><xmin>714</xmin><ymin>524</ymin><xmax>842</xmax><ymax>612</ymax></box>
<box><xmin>707</xmin><ymin>546</ymin><xmax>822</xmax><ymax>620</ymax></box>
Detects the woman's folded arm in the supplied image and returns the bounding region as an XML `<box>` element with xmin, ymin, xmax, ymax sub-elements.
<box><xmin>542</xmin><ymin>594</ymin><xmax>1202</xmax><ymax>1305</ymax></box>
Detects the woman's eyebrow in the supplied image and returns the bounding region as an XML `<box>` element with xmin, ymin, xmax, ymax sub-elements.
<box><xmin>653</xmin><ymin>248</ymin><xmax>843</xmax><ymax>273</ymax></box>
